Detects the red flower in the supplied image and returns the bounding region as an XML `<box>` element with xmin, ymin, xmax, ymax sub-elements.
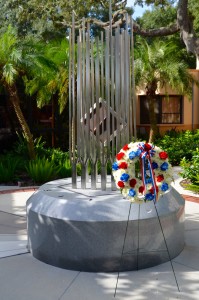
<box><xmin>116</xmin><ymin>152</ymin><xmax>125</xmax><ymax>160</ymax></box>
<box><xmin>159</xmin><ymin>151</ymin><xmax>168</xmax><ymax>160</ymax></box>
<box><xmin>117</xmin><ymin>181</ymin><xmax>125</xmax><ymax>188</ymax></box>
<box><xmin>129</xmin><ymin>178</ymin><xmax>137</xmax><ymax>187</ymax></box>
<box><xmin>144</xmin><ymin>143</ymin><xmax>152</xmax><ymax>151</ymax></box>
<box><xmin>119</xmin><ymin>162</ymin><xmax>128</xmax><ymax>169</ymax></box>
<box><xmin>156</xmin><ymin>174</ymin><xmax>164</xmax><ymax>182</ymax></box>
<box><xmin>122</xmin><ymin>144</ymin><xmax>129</xmax><ymax>151</ymax></box>
<box><xmin>139</xmin><ymin>186</ymin><xmax>145</xmax><ymax>193</ymax></box>
<box><xmin>149</xmin><ymin>186</ymin><xmax>159</xmax><ymax>194</ymax></box>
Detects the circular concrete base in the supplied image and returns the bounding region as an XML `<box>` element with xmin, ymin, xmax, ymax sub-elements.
<box><xmin>26</xmin><ymin>179</ymin><xmax>185</xmax><ymax>272</ymax></box>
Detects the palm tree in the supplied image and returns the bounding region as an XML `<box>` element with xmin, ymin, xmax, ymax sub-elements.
<box><xmin>134</xmin><ymin>38</ymin><xmax>196</xmax><ymax>143</ymax></box>
<box><xmin>0</xmin><ymin>26</ymin><xmax>36</xmax><ymax>159</ymax></box>
<box><xmin>25</xmin><ymin>38</ymin><xmax>70</xmax><ymax>118</ymax></box>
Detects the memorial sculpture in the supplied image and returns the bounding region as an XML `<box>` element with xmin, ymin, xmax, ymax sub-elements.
<box><xmin>26</xmin><ymin>6</ymin><xmax>185</xmax><ymax>285</ymax></box>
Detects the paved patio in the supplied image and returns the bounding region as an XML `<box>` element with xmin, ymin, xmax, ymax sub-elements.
<box><xmin>0</xmin><ymin>167</ymin><xmax>199</xmax><ymax>299</ymax></box>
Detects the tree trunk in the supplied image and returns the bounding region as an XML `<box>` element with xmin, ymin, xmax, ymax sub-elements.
<box><xmin>6</xmin><ymin>83</ymin><xmax>36</xmax><ymax>159</ymax></box>
<box><xmin>146</xmin><ymin>81</ymin><xmax>158</xmax><ymax>143</ymax></box>
<box><xmin>148</xmin><ymin>96</ymin><xmax>158</xmax><ymax>143</ymax></box>
<box><xmin>177</xmin><ymin>0</ymin><xmax>199</xmax><ymax>60</ymax></box>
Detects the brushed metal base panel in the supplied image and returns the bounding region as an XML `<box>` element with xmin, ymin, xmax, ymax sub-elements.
<box><xmin>27</xmin><ymin>181</ymin><xmax>185</xmax><ymax>272</ymax></box>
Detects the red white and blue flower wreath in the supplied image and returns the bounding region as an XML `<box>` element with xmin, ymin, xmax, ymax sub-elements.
<box><xmin>112</xmin><ymin>142</ymin><xmax>173</xmax><ymax>203</ymax></box>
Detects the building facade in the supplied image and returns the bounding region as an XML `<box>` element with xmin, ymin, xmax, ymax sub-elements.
<box><xmin>136</xmin><ymin>69</ymin><xmax>199</xmax><ymax>136</ymax></box>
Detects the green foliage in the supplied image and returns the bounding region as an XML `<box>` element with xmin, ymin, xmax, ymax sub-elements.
<box><xmin>13</xmin><ymin>134</ymin><xmax>46</xmax><ymax>161</ymax></box>
<box><xmin>25</xmin><ymin>157</ymin><xmax>59</xmax><ymax>184</ymax></box>
<box><xmin>24</xmin><ymin>38</ymin><xmax>70</xmax><ymax>113</ymax></box>
<box><xmin>0</xmin><ymin>0</ymin><xmax>125</xmax><ymax>40</ymax></box>
<box><xmin>135</xmin><ymin>0</ymin><xmax>172</xmax><ymax>5</ymax></box>
<box><xmin>135</xmin><ymin>2</ymin><xmax>196</xmax><ymax>68</ymax></box>
<box><xmin>0</xmin><ymin>25</ymin><xmax>22</xmax><ymax>84</ymax></box>
<box><xmin>180</xmin><ymin>148</ymin><xmax>199</xmax><ymax>193</ymax></box>
<box><xmin>134</xmin><ymin>38</ymin><xmax>194</xmax><ymax>98</ymax></box>
<box><xmin>189</xmin><ymin>2</ymin><xmax>199</xmax><ymax>35</ymax></box>
<box><xmin>57</xmin><ymin>159</ymin><xmax>72</xmax><ymax>178</ymax></box>
<box><xmin>0</xmin><ymin>155</ymin><xmax>20</xmax><ymax>183</ymax></box>
<box><xmin>155</xmin><ymin>130</ymin><xmax>199</xmax><ymax>165</ymax></box>
<box><xmin>134</xmin><ymin>38</ymin><xmax>196</xmax><ymax>142</ymax></box>
<box><xmin>137</xmin><ymin>4</ymin><xmax>177</xmax><ymax>28</ymax></box>
<box><xmin>180</xmin><ymin>148</ymin><xmax>199</xmax><ymax>182</ymax></box>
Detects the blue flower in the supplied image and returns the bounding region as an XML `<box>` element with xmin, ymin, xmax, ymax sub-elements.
<box><xmin>120</xmin><ymin>173</ymin><xmax>130</xmax><ymax>182</ymax></box>
<box><xmin>112</xmin><ymin>162</ymin><xmax>119</xmax><ymax>171</ymax></box>
<box><xmin>146</xmin><ymin>177</ymin><xmax>152</xmax><ymax>184</ymax></box>
<box><xmin>139</xmin><ymin>142</ymin><xmax>145</xmax><ymax>149</ymax></box>
<box><xmin>152</xmin><ymin>162</ymin><xmax>158</xmax><ymax>169</ymax></box>
<box><xmin>145</xmin><ymin>193</ymin><xmax>154</xmax><ymax>201</ymax></box>
<box><xmin>161</xmin><ymin>182</ymin><xmax>169</xmax><ymax>191</ymax></box>
<box><xmin>129</xmin><ymin>189</ymin><xmax>136</xmax><ymax>197</ymax></box>
<box><xmin>160</xmin><ymin>162</ymin><xmax>169</xmax><ymax>171</ymax></box>
<box><xmin>135</xmin><ymin>149</ymin><xmax>142</xmax><ymax>157</ymax></box>
<box><xmin>129</xmin><ymin>151</ymin><xmax>136</xmax><ymax>160</ymax></box>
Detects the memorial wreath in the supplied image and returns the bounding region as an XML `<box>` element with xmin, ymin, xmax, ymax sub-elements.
<box><xmin>112</xmin><ymin>142</ymin><xmax>173</xmax><ymax>203</ymax></box>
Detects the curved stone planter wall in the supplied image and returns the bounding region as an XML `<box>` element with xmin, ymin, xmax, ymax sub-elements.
<box><xmin>26</xmin><ymin>179</ymin><xmax>185</xmax><ymax>272</ymax></box>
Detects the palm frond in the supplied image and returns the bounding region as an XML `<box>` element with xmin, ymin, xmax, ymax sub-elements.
<box><xmin>2</xmin><ymin>63</ymin><xmax>18</xmax><ymax>85</ymax></box>
<box><xmin>134</xmin><ymin>38</ymin><xmax>195</xmax><ymax>98</ymax></box>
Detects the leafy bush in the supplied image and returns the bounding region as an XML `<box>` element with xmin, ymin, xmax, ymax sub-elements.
<box><xmin>12</xmin><ymin>133</ymin><xmax>30</xmax><ymax>159</ymax></box>
<box><xmin>25</xmin><ymin>157</ymin><xmax>59</xmax><ymax>184</ymax></box>
<box><xmin>0</xmin><ymin>155</ymin><xmax>20</xmax><ymax>183</ymax></box>
<box><xmin>155</xmin><ymin>130</ymin><xmax>199</xmax><ymax>165</ymax></box>
<box><xmin>58</xmin><ymin>159</ymin><xmax>72</xmax><ymax>178</ymax></box>
<box><xmin>12</xmin><ymin>134</ymin><xmax>47</xmax><ymax>161</ymax></box>
<box><xmin>180</xmin><ymin>148</ymin><xmax>199</xmax><ymax>182</ymax></box>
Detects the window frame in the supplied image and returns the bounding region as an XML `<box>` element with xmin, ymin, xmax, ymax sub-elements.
<box><xmin>139</xmin><ymin>95</ymin><xmax>183</xmax><ymax>125</ymax></box>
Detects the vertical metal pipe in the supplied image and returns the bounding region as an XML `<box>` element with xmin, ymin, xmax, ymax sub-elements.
<box><xmin>119</xmin><ymin>30</ymin><xmax>126</xmax><ymax>147</ymax></box>
<box><xmin>109</xmin><ymin>0</ymin><xmax>112</xmax><ymax>33</ymax></box>
<box><xmin>85</xmin><ymin>31</ymin><xmax>91</xmax><ymax>159</ymax></box>
<box><xmin>130</xmin><ymin>17</ymin><xmax>137</xmax><ymax>139</ymax></box>
<box><xmin>100</xmin><ymin>31</ymin><xmax>105</xmax><ymax>164</ymax></box>
<box><xmin>115</xmin><ymin>27</ymin><xmax>121</xmax><ymax>154</ymax></box>
<box><xmin>71</xmin><ymin>12</ymin><xmax>77</xmax><ymax>188</ymax></box>
<box><xmin>192</xmin><ymin>80</ymin><xmax>194</xmax><ymax>130</ymax></box>
<box><xmin>110</xmin><ymin>37</ymin><xmax>115</xmax><ymax>159</ymax></box>
<box><xmin>77</xmin><ymin>35</ymin><xmax>81</xmax><ymax>160</ymax></box>
<box><xmin>69</xmin><ymin>27</ymin><xmax>72</xmax><ymax>161</ymax></box>
<box><xmin>81</xmin><ymin>19</ymin><xmax>87</xmax><ymax>189</ymax></box>
<box><xmin>100</xmin><ymin>31</ymin><xmax>107</xmax><ymax>189</ymax></box>
<box><xmin>125</xmin><ymin>13</ymin><xmax>130</xmax><ymax>142</ymax></box>
<box><xmin>105</xmin><ymin>29</ymin><xmax>110</xmax><ymax>157</ymax></box>
<box><xmin>95</xmin><ymin>37</ymin><xmax>100</xmax><ymax>159</ymax></box>
<box><xmin>90</xmin><ymin>39</ymin><xmax>97</xmax><ymax>189</ymax></box>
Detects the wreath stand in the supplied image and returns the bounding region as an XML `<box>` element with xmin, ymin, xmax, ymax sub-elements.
<box><xmin>114</xmin><ymin>200</ymin><xmax>181</xmax><ymax>298</ymax></box>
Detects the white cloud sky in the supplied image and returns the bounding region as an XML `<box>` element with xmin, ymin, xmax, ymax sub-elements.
<box><xmin>126</xmin><ymin>0</ymin><xmax>148</xmax><ymax>17</ymax></box>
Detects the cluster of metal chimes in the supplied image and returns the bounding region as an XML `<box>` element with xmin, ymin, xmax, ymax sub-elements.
<box><xmin>69</xmin><ymin>8</ymin><xmax>136</xmax><ymax>190</ymax></box>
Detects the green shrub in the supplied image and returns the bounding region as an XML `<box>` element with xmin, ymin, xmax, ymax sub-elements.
<box><xmin>0</xmin><ymin>155</ymin><xmax>20</xmax><ymax>183</ymax></box>
<box><xmin>58</xmin><ymin>159</ymin><xmax>72</xmax><ymax>178</ymax></box>
<box><xmin>50</xmin><ymin>148</ymin><xmax>69</xmax><ymax>165</ymax></box>
<box><xmin>180</xmin><ymin>148</ymin><xmax>199</xmax><ymax>184</ymax></box>
<box><xmin>155</xmin><ymin>130</ymin><xmax>199</xmax><ymax>165</ymax></box>
<box><xmin>25</xmin><ymin>157</ymin><xmax>59</xmax><ymax>184</ymax></box>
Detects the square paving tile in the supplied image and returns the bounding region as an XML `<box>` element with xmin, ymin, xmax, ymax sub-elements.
<box><xmin>0</xmin><ymin>211</ymin><xmax>26</xmax><ymax>234</ymax></box>
<box><xmin>0</xmin><ymin>254</ymin><xmax>79</xmax><ymax>300</ymax></box>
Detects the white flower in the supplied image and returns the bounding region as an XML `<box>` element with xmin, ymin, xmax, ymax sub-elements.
<box><xmin>112</xmin><ymin>142</ymin><xmax>173</xmax><ymax>203</ymax></box>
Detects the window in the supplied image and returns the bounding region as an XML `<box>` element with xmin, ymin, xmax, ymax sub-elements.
<box><xmin>140</xmin><ymin>95</ymin><xmax>183</xmax><ymax>124</ymax></box>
